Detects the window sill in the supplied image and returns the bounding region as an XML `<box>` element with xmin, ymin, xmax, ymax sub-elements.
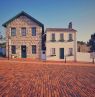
<box><xmin>68</xmin><ymin>54</ymin><xmax>73</xmax><ymax>56</ymax></box>
<box><xmin>58</xmin><ymin>40</ymin><xmax>65</xmax><ymax>42</ymax></box>
<box><xmin>50</xmin><ymin>40</ymin><xmax>56</xmax><ymax>42</ymax></box>
<box><xmin>67</xmin><ymin>40</ymin><xmax>73</xmax><ymax>42</ymax></box>
<box><xmin>50</xmin><ymin>54</ymin><xmax>56</xmax><ymax>56</ymax></box>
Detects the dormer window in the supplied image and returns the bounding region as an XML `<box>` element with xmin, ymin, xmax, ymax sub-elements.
<box><xmin>11</xmin><ymin>28</ymin><xmax>16</xmax><ymax>36</ymax></box>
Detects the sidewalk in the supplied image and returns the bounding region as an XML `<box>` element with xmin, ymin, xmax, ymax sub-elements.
<box><xmin>0</xmin><ymin>58</ymin><xmax>94</xmax><ymax>66</ymax></box>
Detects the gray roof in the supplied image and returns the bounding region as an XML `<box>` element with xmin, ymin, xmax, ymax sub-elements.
<box><xmin>2</xmin><ymin>11</ymin><xmax>44</xmax><ymax>28</ymax></box>
<box><xmin>46</xmin><ymin>28</ymin><xmax>77</xmax><ymax>32</ymax></box>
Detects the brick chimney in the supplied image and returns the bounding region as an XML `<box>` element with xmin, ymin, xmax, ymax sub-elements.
<box><xmin>68</xmin><ymin>22</ymin><xmax>72</xmax><ymax>29</ymax></box>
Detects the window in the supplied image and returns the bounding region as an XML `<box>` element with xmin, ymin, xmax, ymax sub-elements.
<box><xmin>32</xmin><ymin>45</ymin><xmax>36</xmax><ymax>54</ymax></box>
<box><xmin>21</xmin><ymin>27</ymin><xmax>26</xmax><ymax>36</ymax></box>
<box><xmin>51</xmin><ymin>48</ymin><xmax>56</xmax><ymax>55</ymax></box>
<box><xmin>78</xmin><ymin>47</ymin><xmax>80</xmax><ymax>52</ymax></box>
<box><xmin>69</xmin><ymin>33</ymin><xmax>73</xmax><ymax>41</ymax></box>
<box><xmin>11</xmin><ymin>45</ymin><xmax>16</xmax><ymax>54</ymax></box>
<box><xmin>11</xmin><ymin>28</ymin><xmax>16</xmax><ymax>36</ymax></box>
<box><xmin>32</xmin><ymin>27</ymin><xmax>36</xmax><ymax>36</ymax></box>
<box><xmin>68</xmin><ymin>48</ymin><xmax>73</xmax><ymax>56</ymax></box>
<box><xmin>60</xmin><ymin>33</ymin><xmax>64</xmax><ymax>41</ymax></box>
<box><xmin>51</xmin><ymin>33</ymin><xmax>55</xmax><ymax>41</ymax></box>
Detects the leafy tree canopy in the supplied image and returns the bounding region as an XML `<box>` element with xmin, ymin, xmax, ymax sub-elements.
<box><xmin>88</xmin><ymin>33</ymin><xmax>95</xmax><ymax>52</ymax></box>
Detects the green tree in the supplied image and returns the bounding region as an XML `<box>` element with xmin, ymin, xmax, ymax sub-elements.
<box><xmin>88</xmin><ymin>33</ymin><xmax>95</xmax><ymax>52</ymax></box>
<box><xmin>88</xmin><ymin>33</ymin><xmax>95</xmax><ymax>64</ymax></box>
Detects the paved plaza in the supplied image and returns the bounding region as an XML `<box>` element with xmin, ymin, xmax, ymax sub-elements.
<box><xmin>0</xmin><ymin>60</ymin><xmax>95</xmax><ymax>97</ymax></box>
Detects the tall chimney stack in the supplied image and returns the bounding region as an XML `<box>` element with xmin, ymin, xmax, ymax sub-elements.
<box><xmin>68</xmin><ymin>22</ymin><xmax>72</xmax><ymax>29</ymax></box>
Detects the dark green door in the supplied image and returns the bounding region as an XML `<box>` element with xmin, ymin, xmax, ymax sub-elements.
<box><xmin>60</xmin><ymin>48</ymin><xmax>64</xmax><ymax>59</ymax></box>
<box><xmin>21</xmin><ymin>45</ymin><xmax>27</xmax><ymax>58</ymax></box>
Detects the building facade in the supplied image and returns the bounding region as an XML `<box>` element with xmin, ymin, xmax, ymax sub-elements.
<box><xmin>46</xmin><ymin>23</ymin><xmax>77</xmax><ymax>61</ymax></box>
<box><xmin>77</xmin><ymin>41</ymin><xmax>90</xmax><ymax>52</ymax></box>
<box><xmin>2</xmin><ymin>11</ymin><xmax>44</xmax><ymax>59</ymax></box>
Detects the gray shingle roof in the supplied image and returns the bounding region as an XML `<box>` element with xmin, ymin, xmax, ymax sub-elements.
<box><xmin>46</xmin><ymin>28</ymin><xmax>77</xmax><ymax>32</ymax></box>
<box><xmin>2</xmin><ymin>11</ymin><xmax>44</xmax><ymax>27</ymax></box>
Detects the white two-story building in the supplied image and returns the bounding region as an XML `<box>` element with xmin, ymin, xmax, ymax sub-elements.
<box><xmin>46</xmin><ymin>22</ymin><xmax>77</xmax><ymax>61</ymax></box>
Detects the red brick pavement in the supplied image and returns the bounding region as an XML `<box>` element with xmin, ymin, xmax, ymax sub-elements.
<box><xmin>0</xmin><ymin>60</ymin><xmax>95</xmax><ymax>97</ymax></box>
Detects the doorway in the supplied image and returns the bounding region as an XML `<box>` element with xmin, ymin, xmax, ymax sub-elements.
<box><xmin>21</xmin><ymin>45</ymin><xmax>27</xmax><ymax>58</ymax></box>
<box><xmin>60</xmin><ymin>48</ymin><xmax>64</xmax><ymax>59</ymax></box>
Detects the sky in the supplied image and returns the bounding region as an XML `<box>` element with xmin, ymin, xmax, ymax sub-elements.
<box><xmin>0</xmin><ymin>0</ymin><xmax>95</xmax><ymax>42</ymax></box>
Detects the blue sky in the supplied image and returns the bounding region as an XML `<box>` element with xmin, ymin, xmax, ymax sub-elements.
<box><xmin>0</xmin><ymin>0</ymin><xmax>95</xmax><ymax>42</ymax></box>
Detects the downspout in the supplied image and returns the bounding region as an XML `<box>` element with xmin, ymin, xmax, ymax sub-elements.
<box><xmin>74</xmin><ymin>31</ymin><xmax>77</xmax><ymax>62</ymax></box>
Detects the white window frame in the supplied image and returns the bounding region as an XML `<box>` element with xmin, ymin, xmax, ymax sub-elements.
<box><xmin>32</xmin><ymin>45</ymin><xmax>36</xmax><ymax>54</ymax></box>
<box><xmin>60</xmin><ymin>33</ymin><xmax>64</xmax><ymax>41</ymax></box>
<box><xmin>68</xmin><ymin>33</ymin><xmax>73</xmax><ymax>40</ymax></box>
<box><xmin>50</xmin><ymin>48</ymin><xmax>56</xmax><ymax>55</ymax></box>
<box><xmin>32</xmin><ymin>27</ymin><xmax>36</xmax><ymax>36</ymax></box>
<box><xmin>51</xmin><ymin>33</ymin><xmax>56</xmax><ymax>41</ymax></box>
<box><xmin>11</xmin><ymin>27</ymin><xmax>16</xmax><ymax>36</ymax></box>
<box><xmin>68</xmin><ymin>48</ymin><xmax>73</xmax><ymax>56</ymax></box>
<box><xmin>21</xmin><ymin>27</ymin><xmax>26</xmax><ymax>36</ymax></box>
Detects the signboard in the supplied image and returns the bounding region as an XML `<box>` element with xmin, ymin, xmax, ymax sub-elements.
<box><xmin>90</xmin><ymin>52</ymin><xmax>95</xmax><ymax>58</ymax></box>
